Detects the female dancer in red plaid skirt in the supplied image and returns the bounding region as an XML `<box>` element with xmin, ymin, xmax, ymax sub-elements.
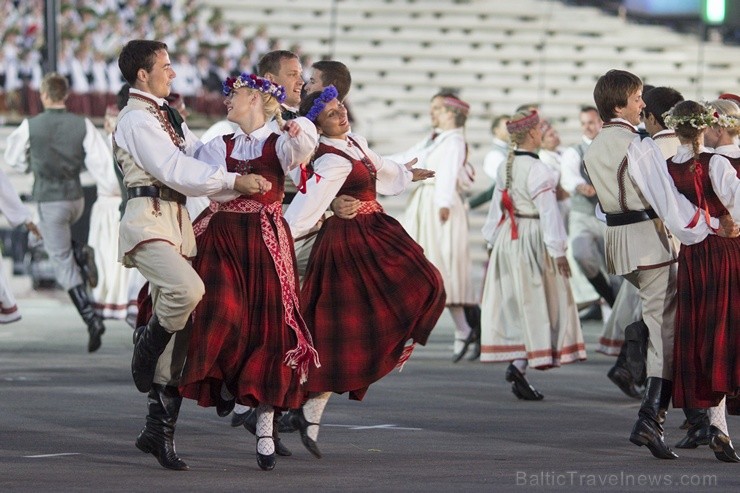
<box><xmin>664</xmin><ymin>100</ymin><xmax>740</xmax><ymax>461</ymax></box>
<box><xmin>633</xmin><ymin>99</ymin><xmax>740</xmax><ymax>461</ymax></box>
<box><xmin>282</xmin><ymin>86</ymin><xmax>445</xmax><ymax>459</ymax></box>
<box><xmin>178</xmin><ymin>73</ymin><xmax>320</xmax><ymax>471</ymax></box>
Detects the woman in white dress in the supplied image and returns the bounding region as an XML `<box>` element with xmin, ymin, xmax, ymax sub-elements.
<box><xmin>480</xmin><ymin>110</ymin><xmax>586</xmax><ymax>400</ymax></box>
<box><xmin>390</xmin><ymin>91</ymin><xmax>480</xmax><ymax>362</ymax></box>
<box><xmin>90</xmin><ymin>107</ymin><xmax>131</xmax><ymax>320</ymax></box>
<box><xmin>0</xmin><ymin>168</ymin><xmax>41</xmax><ymax>323</ymax></box>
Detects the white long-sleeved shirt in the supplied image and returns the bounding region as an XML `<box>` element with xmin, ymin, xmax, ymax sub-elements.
<box><xmin>387</xmin><ymin>128</ymin><xmax>466</xmax><ymax>209</ymax></box>
<box><xmin>482</xmin><ymin>153</ymin><xmax>568</xmax><ymax>258</ymax></box>
<box><xmin>483</xmin><ymin>137</ymin><xmax>508</xmax><ymax>181</ymax></box>
<box><xmin>559</xmin><ymin>135</ymin><xmax>592</xmax><ymax>195</ymax></box>
<box><xmin>0</xmin><ymin>167</ymin><xmax>32</xmax><ymax>227</ymax></box>
<box><xmin>285</xmin><ymin>133</ymin><xmax>412</xmax><ymax>239</ymax></box>
<box><xmin>4</xmin><ymin>115</ymin><xmax>112</xmax><ymax>184</ymax></box>
<box><xmin>626</xmin><ymin>139</ymin><xmax>720</xmax><ymax>245</ymax></box>
<box><xmin>194</xmin><ymin>118</ymin><xmax>318</xmax><ymax>204</ymax></box>
<box><xmin>114</xmin><ymin>88</ymin><xmax>237</xmax><ymax>197</ymax></box>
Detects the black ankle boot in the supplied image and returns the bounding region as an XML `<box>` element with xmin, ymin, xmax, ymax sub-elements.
<box><xmin>463</xmin><ymin>305</ymin><xmax>481</xmax><ymax>361</ymax></box>
<box><xmin>675</xmin><ymin>408</ymin><xmax>710</xmax><ymax>448</ymax></box>
<box><xmin>135</xmin><ymin>384</ymin><xmax>189</xmax><ymax>471</ymax></box>
<box><xmin>608</xmin><ymin>342</ymin><xmax>642</xmax><ymax>399</ymax></box>
<box><xmin>587</xmin><ymin>272</ymin><xmax>616</xmax><ymax>307</ymax></box>
<box><xmin>72</xmin><ymin>242</ymin><xmax>98</xmax><ymax>288</ymax></box>
<box><xmin>271</xmin><ymin>414</ymin><xmax>292</xmax><ymax>456</ymax></box>
<box><xmin>629</xmin><ymin>377</ymin><xmax>678</xmax><ymax>459</ymax></box>
<box><xmin>277</xmin><ymin>409</ymin><xmax>298</xmax><ymax>433</ymax></box>
<box><xmin>624</xmin><ymin>320</ymin><xmax>649</xmax><ymax>386</ymax></box>
<box><xmin>132</xmin><ymin>315</ymin><xmax>173</xmax><ymax>393</ymax></box>
<box><xmin>68</xmin><ymin>284</ymin><xmax>106</xmax><ymax>352</ymax></box>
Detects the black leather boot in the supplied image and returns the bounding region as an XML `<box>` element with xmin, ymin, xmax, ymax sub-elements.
<box><xmin>607</xmin><ymin>342</ymin><xmax>642</xmax><ymax>399</ymax></box>
<box><xmin>624</xmin><ymin>320</ymin><xmax>648</xmax><ymax>386</ymax></box>
<box><xmin>135</xmin><ymin>384</ymin><xmax>189</xmax><ymax>471</ymax></box>
<box><xmin>463</xmin><ymin>305</ymin><xmax>481</xmax><ymax>362</ymax></box>
<box><xmin>277</xmin><ymin>409</ymin><xmax>298</xmax><ymax>433</ymax></box>
<box><xmin>675</xmin><ymin>408</ymin><xmax>710</xmax><ymax>448</ymax></box>
<box><xmin>132</xmin><ymin>315</ymin><xmax>173</xmax><ymax>393</ymax></box>
<box><xmin>72</xmin><ymin>242</ymin><xmax>98</xmax><ymax>288</ymax></box>
<box><xmin>68</xmin><ymin>284</ymin><xmax>106</xmax><ymax>353</ymax></box>
<box><xmin>587</xmin><ymin>272</ymin><xmax>616</xmax><ymax>307</ymax></box>
<box><xmin>629</xmin><ymin>377</ymin><xmax>678</xmax><ymax>459</ymax></box>
<box><xmin>273</xmin><ymin>415</ymin><xmax>292</xmax><ymax>457</ymax></box>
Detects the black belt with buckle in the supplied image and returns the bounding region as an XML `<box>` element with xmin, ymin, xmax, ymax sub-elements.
<box><xmin>605</xmin><ymin>209</ymin><xmax>658</xmax><ymax>226</ymax></box>
<box><xmin>127</xmin><ymin>185</ymin><xmax>186</xmax><ymax>205</ymax></box>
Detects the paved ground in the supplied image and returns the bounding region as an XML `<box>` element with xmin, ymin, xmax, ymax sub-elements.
<box><xmin>0</xmin><ymin>267</ymin><xmax>738</xmax><ymax>493</ymax></box>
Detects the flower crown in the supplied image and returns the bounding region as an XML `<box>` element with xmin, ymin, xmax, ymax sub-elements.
<box><xmin>714</xmin><ymin>112</ymin><xmax>740</xmax><ymax>130</ymax></box>
<box><xmin>663</xmin><ymin>106</ymin><xmax>717</xmax><ymax>130</ymax></box>
<box><xmin>222</xmin><ymin>73</ymin><xmax>286</xmax><ymax>104</ymax></box>
<box><xmin>305</xmin><ymin>85</ymin><xmax>338</xmax><ymax>122</ymax></box>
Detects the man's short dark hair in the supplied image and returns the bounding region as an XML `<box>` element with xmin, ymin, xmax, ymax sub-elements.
<box><xmin>642</xmin><ymin>86</ymin><xmax>684</xmax><ymax>129</ymax></box>
<box><xmin>580</xmin><ymin>105</ymin><xmax>598</xmax><ymax>116</ymax></box>
<box><xmin>312</xmin><ymin>60</ymin><xmax>351</xmax><ymax>101</ymax></box>
<box><xmin>118</xmin><ymin>40</ymin><xmax>168</xmax><ymax>86</ymax></box>
<box><xmin>257</xmin><ymin>50</ymin><xmax>298</xmax><ymax>77</ymax></box>
<box><xmin>593</xmin><ymin>69</ymin><xmax>642</xmax><ymax>123</ymax></box>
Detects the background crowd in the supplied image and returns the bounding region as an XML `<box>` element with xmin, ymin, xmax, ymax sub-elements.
<box><xmin>0</xmin><ymin>0</ymin><xmax>312</xmax><ymax>119</ymax></box>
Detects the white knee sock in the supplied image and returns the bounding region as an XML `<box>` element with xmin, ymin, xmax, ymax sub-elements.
<box><xmin>449</xmin><ymin>306</ymin><xmax>472</xmax><ymax>348</ymax></box>
<box><xmin>513</xmin><ymin>358</ymin><xmax>528</xmax><ymax>374</ymax></box>
<box><xmin>303</xmin><ymin>392</ymin><xmax>331</xmax><ymax>441</ymax></box>
<box><xmin>708</xmin><ymin>397</ymin><xmax>728</xmax><ymax>435</ymax></box>
<box><xmin>256</xmin><ymin>404</ymin><xmax>275</xmax><ymax>455</ymax></box>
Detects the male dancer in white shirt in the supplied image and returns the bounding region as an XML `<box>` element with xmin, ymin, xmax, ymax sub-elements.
<box><xmin>115</xmin><ymin>40</ymin><xmax>267</xmax><ymax>470</ymax></box>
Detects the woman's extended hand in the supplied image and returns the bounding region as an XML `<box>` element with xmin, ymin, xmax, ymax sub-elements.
<box><xmin>404</xmin><ymin>157</ymin><xmax>434</xmax><ymax>182</ymax></box>
<box><xmin>282</xmin><ymin>120</ymin><xmax>302</xmax><ymax>138</ymax></box>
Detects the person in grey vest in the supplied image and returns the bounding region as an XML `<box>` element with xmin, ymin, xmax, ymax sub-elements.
<box><xmin>4</xmin><ymin>72</ymin><xmax>109</xmax><ymax>352</ymax></box>
<box><xmin>560</xmin><ymin>105</ymin><xmax>618</xmax><ymax>308</ymax></box>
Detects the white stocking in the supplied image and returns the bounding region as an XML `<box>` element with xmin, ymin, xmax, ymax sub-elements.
<box><xmin>256</xmin><ymin>403</ymin><xmax>275</xmax><ymax>455</ymax></box>
<box><xmin>234</xmin><ymin>403</ymin><xmax>250</xmax><ymax>414</ymax></box>
<box><xmin>708</xmin><ymin>397</ymin><xmax>728</xmax><ymax>435</ymax></box>
<box><xmin>449</xmin><ymin>306</ymin><xmax>472</xmax><ymax>351</ymax></box>
<box><xmin>513</xmin><ymin>358</ymin><xmax>528</xmax><ymax>374</ymax></box>
<box><xmin>303</xmin><ymin>392</ymin><xmax>331</xmax><ymax>441</ymax></box>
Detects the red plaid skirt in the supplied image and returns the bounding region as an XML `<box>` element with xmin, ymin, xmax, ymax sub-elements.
<box><xmin>672</xmin><ymin>235</ymin><xmax>740</xmax><ymax>408</ymax></box>
<box><xmin>301</xmin><ymin>211</ymin><xmax>446</xmax><ymax>400</ymax></box>
<box><xmin>179</xmin><ymin>210</ymin><xmax>306</xmax><ymax>410</ymax></box>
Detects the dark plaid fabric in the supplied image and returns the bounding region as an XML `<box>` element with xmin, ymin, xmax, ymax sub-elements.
<box><xmin>301</xmin><ymin>145</ymin><xmax>446</xmax><ymax>400</ymax></box>
<box><xmin>179</xmin><ymin>133</ymin><xmax>306</xmax><ymax>410</ymax></box>
<box><xmin>668</xmin><ymin>154</ymin><xmax>740</xmax><ymax>408</ymax></box>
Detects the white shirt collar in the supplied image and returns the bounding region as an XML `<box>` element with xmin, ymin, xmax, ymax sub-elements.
<box><xmin>231</xmin><ymin>123</ymin><xmax>272</xmax><ymax>141</ymax></box>
<box><xmin>129</xmin><ymin>88</ymin><xmax>166</xmax><ymax>107</ymax></box>
<box><xmin>609</xmin><ymin>118</ymin><xmax>637</xmax><ymax>130</ymax></box>
<box><xmin>653</xmin><ymin>129</ymin><xmax>675</xmax><ymax>138</ymax></box>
